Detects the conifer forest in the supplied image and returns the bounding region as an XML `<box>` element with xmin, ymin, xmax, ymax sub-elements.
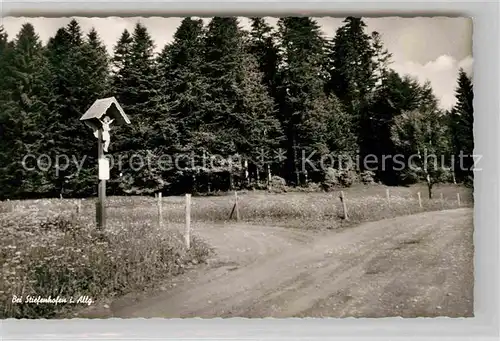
<box><xmin>0</xmin><ymin>17</ymin><xmax>474</xmax><ymax>199</ymax></box>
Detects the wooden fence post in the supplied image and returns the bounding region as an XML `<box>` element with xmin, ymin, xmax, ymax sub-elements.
<box><xmin>440</xmin><ymin>193</ymin><xmax>444</xmax><ymax>209</ymax></box>
<box><xmin>417</xmin><ymin>192</ymin><xmax>422</xmax><ymax>208</ymax></box>
<box><xmin>96</xmin><ymin>129</ymin><xmax>107</xmax><ymax>230</ymax></box>
<box><xmin>157</xmin><ymin>192</ymin><xmax>163</xmax><ymax>228</ymax></box>
<box><xmin>76</xmin><ymin>200</ymin><xmax>81</xmax><ymax>214</ymax></box>
<box><xmin>229</xmin><ymin>191</ymin><xmax>241</xmax><ymax>221</ymax></box>
<box><xmin>185</xmin><ymin>194</ymin><xmax>191</xmax><ymax>249</ymax></box>
<box><xmin>457</xmin><ymin>193</ymin><xmax>461</xmax><ymax>207</ymax></box>
<box><xmin>340</xmin><ymin>191</ymin><xmax>348</xmax><ymax>220</ymax></box>
<box><xmin>235</xmin><ymin>191</ymin><xmax>240</xmax><ymax>222</ymax></box>
<box><xmin>386</xmin><ymin>188</ymin><xmax>390</xmax><ymax>204</ymax></box>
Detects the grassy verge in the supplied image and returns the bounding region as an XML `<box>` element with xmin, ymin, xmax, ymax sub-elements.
<box><xmin>0</xmin><ymin>208</ymin><xmax>212</xmax><ymax>318</ymax></box>
<box><xmin>101</xmin><ymin>183</ymin><xmax>472</xmax><ymax>229</ymax></box>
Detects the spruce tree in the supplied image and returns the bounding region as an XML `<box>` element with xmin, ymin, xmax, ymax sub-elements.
<box><xmin>360</xmin><ymin>30</ymin><xmax>394</xmax><ymax>183</ymax></box>
<box><xmin>328</xmin><ymin>17</ymin><xmax>376</xmax><ymax>162</ymax></box>
<box><xmin>328</xmin><ymin>17</ymin><xmax>375</xmax><ymax>104</ymax></box>
<box><xmin>129</xmin><ymin>23</ymin><xmax>158</xmax><ymax>127</ymax></box>
<box><xmin>155</xmin><ymin>18</ymin><xmax>205</xmax><ymax>193</ymax></box>
<box><xmin>81</xmin><ymin>28</ymin><xmax>110</xmax><ymax>99</ymax></box>
<box><xmin>43</xmin><ymin>19</ymin><xmax>111</xmax><ymax>197</ymax></box>
<box><xmin>449</xmin><ymin>68</ymin><xmax>474</xmax><ymax>184</ymax></box>
<box><xmin>371</xmin><ymin>31</ymin><xmax>392</xmax><ymax>89</ymax></box>
<box><xmin>112</xmin><ymin>23</ymin><xmax>157</xmax><ymax>144</ymax></box>
<box><xmin>248</xmin><ymin>18</ymin><xmax>280</xmax><ymax>96</ymax></box>
<box><xmin>0</xmin><ymin>25</ymin><xmax>9</xmax><ymax>56</ymax></box>
<box><xmin>111</xmin><ymin>30</ymin><xmax>134</xmax><ymax>100</ymax></box>
<box><xmin>0</xmin><ymin>26</ymin><xmax>13</xmax><ymax>96</ymax></box>
<box><xmin>157</xmin><ymin>18</ymin><xmax>205</xmax><ymax>147</ymax></box>
<box><xmin>109</xmin><ymin>29</ymin><xmax>133</xmax><ymax>153</ymax></box>
<box><xmin>194</xmin><ymin>17</ymin><xmax>282</xmax><ymax>190</ymax></box>
<box><xmin>0</xmin><ymin>26</ymin><xmax>14</xmax><ymax>198</ymax></box>
<box><xmin>197</xmin><ymin>17</ymin><xmax>247</xmax><ymax>189</ymax></box>
<box><xmin>276</xmin><ymin>17</ymin><xmax>338</xmax><ymax>184</ymax></box>
<box><xmin>0</xmin><ymin>23</ymin><xmax>51</xmax><ymax>198</ymax></box>
<box><xmin>110</xmin><ymin>23</ymin><xmax>161</xmax><ymax>194</ymax></box>
<box><xmin>235</xmin><ymin>51</ymin><xmax>283</xmax><ymax>187</ymax></box>
<box><xmin>0</xmin><ymin>26</ymin><xmax>14</xmax><ymax>135</ymax></box>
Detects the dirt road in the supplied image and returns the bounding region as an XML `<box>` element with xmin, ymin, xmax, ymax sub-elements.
<box><xmin>106</xmin><ymin>208</ymin><xmax>473</xmax><ymax>318</ymax></box>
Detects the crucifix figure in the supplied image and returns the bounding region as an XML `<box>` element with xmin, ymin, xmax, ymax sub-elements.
<box><xmin>93</xmin><ymin>116</ymin><xmax>114</xmax><ymax>152</ymax></box>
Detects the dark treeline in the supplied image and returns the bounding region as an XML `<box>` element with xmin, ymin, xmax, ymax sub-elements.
<box><xmin>0</xmin><ymin>17</ymin><xmax>474</xmax><ymax>199</ymax></box>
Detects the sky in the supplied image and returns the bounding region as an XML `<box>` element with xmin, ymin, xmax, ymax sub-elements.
<box><xmin>1</xmin><ymin>16</ymin><xmax>473</xmax><ymax>110</ymax></box>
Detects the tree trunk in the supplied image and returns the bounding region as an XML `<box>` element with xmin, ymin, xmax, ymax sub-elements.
<box><xmin>244</xmin><ymin>160</ymin><xmax>249</xmax><ymax>186</ymax></box>
<box><xmin>267</xmin><ymin>164</ymin><xmax>271</xmax><ymax>191</ymax></box>
<box><xmin>426</xmin><ymin>174</ymin><xmax>432</xmax><ymax>199</ymax></box>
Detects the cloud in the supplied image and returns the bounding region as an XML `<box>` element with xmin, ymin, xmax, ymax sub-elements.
<box><xmin>390</xmin><ymin>54</ymin><xmax>473</xmax><ymax>110</ymax></box>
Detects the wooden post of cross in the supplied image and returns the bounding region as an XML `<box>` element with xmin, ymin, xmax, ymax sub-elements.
<box><xmin>97</xmin><ymin>129</ymin><xmax>108</xmax><ymax>229</ymax></box>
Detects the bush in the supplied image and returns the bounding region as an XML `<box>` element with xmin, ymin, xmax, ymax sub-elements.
<box><xmin>399</xmin><ymin>169</ymin><xmax>420</xmax><ymax>184</ymax></box>
<box><xmin>269</xmin><ymin>176</ymin><xmax>287</xmax><ymax>193</ymax></box>
<box><xmin>322</xmin><ymin>168</ymin><xmax>357</xmax><ymax>190</ymax></box>
<box><xmin>0</xmin><ymin>212</ymin><xmax>213</xmax><ymax>318</ymax></box>
<box><xmin>306</xmin><ymin>182</ymin><xmax>322</xmax><ymax>192</ymax></box>
<box><xmin>322</xmin><ymin>167</ymin><xmax>340</xmax><ymax>191</ymax></box>
<box><xmin>288</xmin><ymin>182</ymin><xmax>323</xmax><ymax>193</ymax></box>
<box><xmin>360</xmin><ymin>171</ymin><xmax>376</xmax><ymax>184</ymax></box>
<box><xmin>339</xmin><ymin>170</ymin><xmax>358</xmax><ymax>187</ymax></box>
<box><xmin>248</xmin><ymin>181</ymin><xmax>269</xmax><ymax>191</ymax></box>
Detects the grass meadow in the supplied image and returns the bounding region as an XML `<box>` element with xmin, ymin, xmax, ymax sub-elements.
<box><xmin>0</xmin><ymin>183</ymin><xmax>473</xmax><ymax>318</ymax></box>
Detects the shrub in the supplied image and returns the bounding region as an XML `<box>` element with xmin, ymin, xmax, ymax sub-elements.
<box><xmin>339</xmin><ymin>170</ymin><xmax>358</xmax><ymax>187</ymax></box>
<box><xmin>0</xmin><ymin>201</ymin><xmax>13</xmax><ymax>213</ymax></box>
<box><xmin>249</xmin><ymin>181</ymin><xmax>269</xmax><ymax>191</ymax></box>
<box><xmin>0</xmin><ymin>212</ymin><xmax>213</xmax><ymax>318</ymax></box>
<box><xmin>322</xmin><ymin>167</ymin><xmax>340</xmax><ymax>191</ymax></box>
<box><xmin>322</xmin><ymin>168</ymin><xmax>357</xmax><ymax>189</ymax></box>
<box><xmin>269</xmin><ymin>176</ymin><xmax>287</xmax><ymax>193</ymax></box>
<box><xmin>399</xmin><ymin>169</ymin><xmax>420</xmax><ymax>184</ymax></box>
<box><xmin>306</xmin><ymin>182</ymin><xmax>322</xmax><ymax>192</ymax></box>
<box><xmin>360</xmin><ymin>171</ymin><xmax>376</xmax><ymax>184</ymax></box>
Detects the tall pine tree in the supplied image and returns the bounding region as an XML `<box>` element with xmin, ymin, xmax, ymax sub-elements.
<box><xmin>43</xmin><ymin>19</ymin><xmax>111</xmax><ymax>197</ymax></box>
<box><xmin>235</xmin><ymin>50</ymin><xmax>283</xmax><ymax>187</ymax></box>
<box><xmin>248</xmin><ymin>18</ymin><xmax>280</xmax><ymax>97</ymax></box>
<box><xmin>328</xmin><ymin>17</ymin><xmax>376</xmax><ymax>162</ymax></box>
<box><xmin>0</xmin><ymin>26</ymin><xmax>13</xmax><ymax>98</ymax></box>
<box><xmin>328</xmin><ymin>17</ymin><xmax>375</xmax><ymax>104</ymax></box>
<box><xmin>0</xmin><ymin>23</ymin><xmax>51</xmax><ymax>198</ymax></box>
<box><xmin>276</xmin><ymin>17</ymin><xmax>345</xmax><ymax>184</ymax></box>
<box><xmin>110</xmin><ymin>23</ymin><xmax>161</xmax><ymax>194</ymax></box>
<box><xmin>449</xmin><ymin>68</ymin><xmax>474</xmax><ymax>184</ymax></box>
<box><xmin>195</xmin><ymin>17</ymin><xmax>281</xmax><ymax>190</ymax></box>
<box><xmin>153</xmin><ymin>18</ymin><xmax>206</xmax><ymax>193</ymax></box>
<box><xmin>81</xmin><ymin>28</ymin><xmax>110</xmax><ymax>99</ymax></box>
